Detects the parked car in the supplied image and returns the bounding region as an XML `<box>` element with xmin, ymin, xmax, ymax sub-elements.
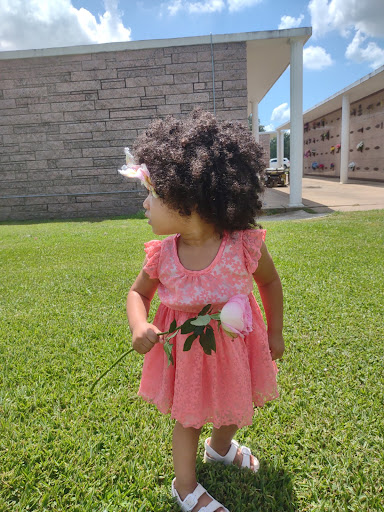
<box><xmin>269</xmin><ymin>157</ymin><xmax>290</xmax><ymax>169</ymax></box>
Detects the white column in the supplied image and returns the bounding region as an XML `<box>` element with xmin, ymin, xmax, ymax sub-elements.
<box><xmin>340</xmin><ymin>94</ymin><xmax>350</xmax><ymax>184</ymax></box>
<box><xmin>276</xmin><ymin>130</ymin><xmax>282</xmax><ymax>167</ymax></box>
<box><xmin>289</xmin><ymin>39</ymin><xmax>304</xmax><ymax>207</ymax></box>
<box><xmin>252</xmin><ymin>101</ymin><xmax>259</xmax><ymax>143</ymax></box>
<box><xmin>280</xmin><ymin>130</ymin><xmax>285</xmax><ymax>165</ymax></box>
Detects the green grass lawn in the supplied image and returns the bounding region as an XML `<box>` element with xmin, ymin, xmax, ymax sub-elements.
<box><xmin>1</xmin><ymin>211</ymin><xmax>383</xmax><ymax>512</ymax></box>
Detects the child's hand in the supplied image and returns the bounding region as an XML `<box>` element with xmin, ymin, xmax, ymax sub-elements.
<box><xmin>268</xmin><ymin>331</ymin><xmax>285</xmax><ymax>361</ymax></box>
<box><xmin>131</xmin><ymin>322</ymin><xmax>162</xmax><ymax>354</ymax></box>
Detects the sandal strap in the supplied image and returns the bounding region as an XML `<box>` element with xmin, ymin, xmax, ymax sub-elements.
<box><xmin>204</xmin><ymin>438</ymin><xmax>259</xmax><ymax>473</ymax></box>
<box><xmin>240</xmin><ymin>445</ymin><xmax>251</xmax><ymax>468</ymax></box>
<box><xmin>172</xmin><ymin>478</ymin><xmax>229</xmax><ymax>512</ymax></box>
<box><xmin>181</xmin><ymin>483</ymin><xmax>206</xmax><ymax>511</ymax></box>
<box><xmin>204</xmin><ymin>437</ymin><xmax>238</xmax><ymax>465</ymax></box>
<box><xmin>200</xmin><ymin>499</ymin><xmax>228</xmax><ymax>511</ymax></box>
<box><xmin>172</xmin><ymin>480</ymin><xmax>210</xmax><ymax>511</ymax></box>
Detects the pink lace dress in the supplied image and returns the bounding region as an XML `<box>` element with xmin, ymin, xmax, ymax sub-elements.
<box><xmin>139</xmin><ymin>229</ymin><xmax>279</xmax><ymax>429</ymax></box>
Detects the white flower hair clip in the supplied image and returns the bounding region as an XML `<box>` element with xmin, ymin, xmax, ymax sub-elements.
<box><xmin>118</xmin><ymin>147</ymin><xmax>159</xmax><ymax>198</ymax></box>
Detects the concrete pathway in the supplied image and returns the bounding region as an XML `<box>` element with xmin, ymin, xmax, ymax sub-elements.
<box><xmin>261</xmin><ymin>209</ymin><xmax>330</xmax><ymax>222</ymax></box>
<box><xmin>263</xmin><ymin>176</ymin><xmax>384</xmax><ymax>215</ymax></box>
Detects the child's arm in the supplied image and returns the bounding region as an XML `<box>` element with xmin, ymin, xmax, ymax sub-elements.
<box><xmin>253</xmin><ymin>242</ymin><xmax>285</xmax><ymax>360</ymax></box>
<box><xmin>127</xmin><ymin>269</ymin><xmax>162</xmax><ymax>355</ymax></box>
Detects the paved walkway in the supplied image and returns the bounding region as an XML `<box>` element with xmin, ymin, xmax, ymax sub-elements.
<box><xmin>263</xmin><ymin>176</ymin><xmax>384</xmax><ymax>214</ymax></box>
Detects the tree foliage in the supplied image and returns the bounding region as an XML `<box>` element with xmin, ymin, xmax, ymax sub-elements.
<box><xmin>270</xmin><ymin>132</ymin><xmax>290</xmax><ymax>159</ymax></box>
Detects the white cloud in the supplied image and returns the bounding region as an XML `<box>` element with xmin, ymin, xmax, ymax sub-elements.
<box><xmin>188</xmin><ymin>0</ymin><xmax>225</xmax><ymax>13</ymax></box>
<box><xmin>166</xmin><ymin>0</ymin><xmax>261</xmax><ymax>15</ymax></box>
<box><xmin>303</xmin><ymin>45</ymin><xmax>334</xmax><ymax>70</ymax></box>
<box><xmin>271</xmin><ymin>103</ymin><xmax>290</xmax><ymax>123</ymax></box>
<box><xmin>308</xmin><ymin>0</ymin><xmax>384</xmax><ymax>38</ymax></box>
<box><xmin>0</xmin><ymin>0</ymin><xmax>131</xmax><ymax>51</ymax></box>
<box><xmin>345</xmin><ymin>30</ymin><xmax>384</xmax><ymax>69</ymax></box>
<box><xmin>167</xmin><ymin>0</ymin><xmax>183</xmax><ymax>14</ymax></box>
<box><xmin>263</xmin><ymin>123</ymin><xmax>275</xmax><ymax>132</ymax></box>
<box><xmin>278</xmin><ymin>14</ymin><xmax>304</xmax><ymax>30</ymax></box>
<box><xmin>167</xmin><ymin>0</ymin><xmax>183</xmax><ymax>15</ymax></box>
<box><xmin>167</xmin><ymin>0</ymin><xmax>225</xmax><ymax>14</ymax></box>
<box><xmin>308</xmin><ymin>0</ymin><xmax>384</xmax><ymax>68</ymax></box>
<box><xmin>227</xmin><ymin>0</ymin><xmax>263</xmax><ymax>12</ymax></box>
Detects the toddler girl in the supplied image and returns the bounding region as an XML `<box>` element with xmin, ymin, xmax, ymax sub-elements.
<box><xmin>121</xmin><ymin>110</ymin><xmax>284</xmax><ymax>512</ymax></box>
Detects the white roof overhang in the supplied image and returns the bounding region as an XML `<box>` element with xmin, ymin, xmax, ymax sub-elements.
<box><xmin>246</xmin><ymin>27</ymin><xmax>311</xmax><ymax>110</ymax></box>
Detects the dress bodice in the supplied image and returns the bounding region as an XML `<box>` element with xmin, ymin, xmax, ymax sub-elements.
<box><xmin>143</xmin><ymin>229</ymin><xmax>266</xmax><ymax>313</ymax></box>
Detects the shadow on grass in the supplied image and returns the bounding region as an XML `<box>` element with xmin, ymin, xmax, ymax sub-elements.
<box><xmin>166</xmin><ymin>458</ymin><xmax>297</xmax><ymax>512</ymax></box>
<box><xmin>0</xmin><ymin>210</ymin><xmax>147</xmax><ymax>226</ymax></box>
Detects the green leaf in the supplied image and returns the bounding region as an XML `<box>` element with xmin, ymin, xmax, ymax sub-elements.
<box><xmin>163</xmin><ymin>340</ymin><xmax>174</xmax><ymax>366</ymax></box>
<box><xmin>199</xmin><ymin>330</ymin><xmax>212</xmax><ymax>355</ymax></box>
<box><xmin>205</xmin><ymin>325</ymin><xmax>216</xmax><ymax>352</ymax></box>
<box><xmin>195</xmin><ymin>325</ymin><xmax>205</xmax><ymax>336</ymax></box>
<box><xmin>183</xmin><ymin>332</ymin><xmax>198</xmax><ymax>352</ymax></box>
<box><xmin>180</xmin><ymin>318</ymin><xmax>198</xmax><ymax>334</ymax></box>
<box><xmin>198</xmin><ymin>304</ymin><xmax>212</xmax><ymax>316</ymax></box>
<box><xmin>169</xmin><ymin>319</ymin><xmax>177</xmax><ymax>333</ymax></box>
<box><xmin>190</xmin><ymin>314</ymin><xmax>211</xmax><ymax>326</ymax></box>
<box><xmin>210</xmin><ymin>313</ymin><xmax>221</xmax><ymax>321</ymax></box>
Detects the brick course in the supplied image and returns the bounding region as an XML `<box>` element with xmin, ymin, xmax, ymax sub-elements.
<box><xmin>0</xmin><ymin>41</ymin><xmax>248</xmax><ymax>221</ymax></box>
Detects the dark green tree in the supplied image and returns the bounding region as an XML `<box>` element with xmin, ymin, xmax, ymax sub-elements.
<box><xmin>270</xmin><ymin>132</ymin><xmax>290</xmax><ymax>159</ymax></box>
<box><xmin>247</xmin><ymin>114</ymin><xmax>266</xmax><ymax>133</ymax></box>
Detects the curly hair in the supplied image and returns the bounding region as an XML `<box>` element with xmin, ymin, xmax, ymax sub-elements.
<box><xmin>133</xmin><ymin>109</ymin><xmax>265</xmax><ymax>233</ymax></box>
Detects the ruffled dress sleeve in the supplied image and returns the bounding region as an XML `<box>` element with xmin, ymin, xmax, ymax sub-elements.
<box><xmin>242</xmin><ymin>229</ymin><xmax>266</xmax><ymax>274</ymax></box>
<box><xmin>143</xmin><ymin>239</ymin><xmax>162</xmax><ymax>280</ymax></box>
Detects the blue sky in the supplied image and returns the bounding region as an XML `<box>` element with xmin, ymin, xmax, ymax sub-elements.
<box><xmin>1</xmin><ymin>0</ymin><xmax>383</xmax><ymax>130</ymax></box>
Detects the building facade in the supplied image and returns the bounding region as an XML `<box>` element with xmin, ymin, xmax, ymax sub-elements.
<box><xmin>277</xmin><ymin>65</ymin><xmax>384</xmax><ymax>184</ymax></box>
<box><xmin>0</xmin><ymin>28</ymin><xmax>311</xmax><ymax>220</ymax></box>
<box><xmin>303</xmin><ymin>89</ymin><xmax>384</xmax><ymax>182</ymax></box>
<box><xmin>0</xmin><ymin>41</ymin><xmax>248</xmax><ymax>221</ymax></box>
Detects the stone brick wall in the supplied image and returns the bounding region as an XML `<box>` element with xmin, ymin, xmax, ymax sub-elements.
<box><xmin>0</xmin><ymin>41</ymin><xmax>248</xmax><ymax>221</ymax></box>
<box><xmin>258</xmin><ymin>133</ymin><xmax>270</xmax><ymax>167</ymax></box>
<box><xmin>303</xmin><ymin>89</ymin><xmax>384</xmax><ymax>182</ymax></box>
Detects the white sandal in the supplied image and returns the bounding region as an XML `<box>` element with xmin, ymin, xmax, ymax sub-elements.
<box><xmin>204</xmin><ymin>438</ymin><xmax>260</xmax><ymax>473</ymax></box>
<box><xmin>171</xmin><ymin>478</ymin><xmax>229</xmax><ymax>512</ymax></box>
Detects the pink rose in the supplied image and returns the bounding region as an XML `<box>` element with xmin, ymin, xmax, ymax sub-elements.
<box><xmin>220</xmin><ymin>294</ymin><xmax>253</xmax><ymax>338</ymax></box>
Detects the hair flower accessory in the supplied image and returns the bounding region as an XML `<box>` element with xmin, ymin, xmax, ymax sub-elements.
<box><xmin>118</xmin><ymin>147</ymin><xmax>159</xmax><ymax>198</ymax></box>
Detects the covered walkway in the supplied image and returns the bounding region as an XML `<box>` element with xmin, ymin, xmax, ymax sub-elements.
<box><xmin>263</xmin><ymin>176</ymin><xmax>384</xmax><ymax>213</ymax></box>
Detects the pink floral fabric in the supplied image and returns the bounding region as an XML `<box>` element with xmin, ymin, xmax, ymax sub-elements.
<box><xmin>139</xmin><ymin>229</ymin><xmax>279</xmax><ymax>429</ymax></box>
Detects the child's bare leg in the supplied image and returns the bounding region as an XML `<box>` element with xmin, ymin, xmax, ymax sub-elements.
<box><xmin>173</xmin><ymin>421</ymin><xmax>201</xmax><ymax>494</ymax></box>
<box><xmin>209</xmin><ymin>424</ymin><xmax>258</xmax><ymax>470</ymax></box>
<box><xmin>209</xmin><ymin>424</ymin><xmax>238</xmax><ymax>455</ymax></box>
<box><xmin>173</xmin><ymin>421</ymin><xmax>225</xmax><ymax>511</ymax></box>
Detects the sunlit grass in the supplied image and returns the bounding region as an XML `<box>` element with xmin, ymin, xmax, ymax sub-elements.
<box><xmin>0</xmin><ymin>211</ymin><xmax>383</xmax><ymax>511</ymax></box>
